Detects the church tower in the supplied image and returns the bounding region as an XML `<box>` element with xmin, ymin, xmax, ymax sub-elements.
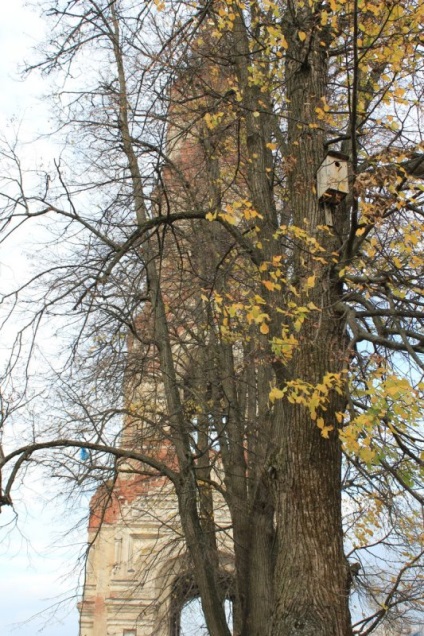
<box><xmin>78</xmin><ymin>29</ymin><xmax>236</xmax><ymax>636</ymax></box>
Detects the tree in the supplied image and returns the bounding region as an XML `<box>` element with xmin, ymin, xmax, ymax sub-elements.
<box><xmin>1</xmin><ymin>1</ymin><xmax>424</xmax><ymax>635</ymax></box>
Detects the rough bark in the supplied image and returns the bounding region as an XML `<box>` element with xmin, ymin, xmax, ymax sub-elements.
<box><xmin>269</xmin><ymin>5</ymin><xmax>352</xmax><ymax>635</ymax></box>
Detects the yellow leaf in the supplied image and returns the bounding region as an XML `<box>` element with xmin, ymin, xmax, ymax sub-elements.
<box><xmin>317</xmin><ymin>417</ymin><xmax>325</xmax><ymax>429</ymax></box>
<box><xmin>306</xmin><ymin>275</ymin><xmax>315</xmax><ymax>289</ymax></box>
<box><xmin>269</xmin><ymin>386</ymin><xmax>286</xmax><ymax>402</ymax></box>
<box><xmin>263</xmin><ymin>280</ymin><xmax>276</xmax><ymax>291</ymax></box>
<box><xmin>280</xmin><ymin>35</ymin><xmax>289</xmax><ymax>49</ymax></box>
<box><xmin>260</xmin><ymin>322</ymin><xmax>270</xmax><ymax>335</ymax></box>
<box><xmin>298</xmin><ymin>31</ymin><xmax>307</xmax><ymax>42</ymax></box>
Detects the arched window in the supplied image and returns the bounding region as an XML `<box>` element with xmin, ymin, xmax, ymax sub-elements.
<box><xmin>171</xmin><ymin>573</ymin><xmax>233</xmax><ymax>636</ymax></box>
<box><xmin>180</xmin><ymin>596</ymin><xmax>233</xmax><ymax>636</ymax></box>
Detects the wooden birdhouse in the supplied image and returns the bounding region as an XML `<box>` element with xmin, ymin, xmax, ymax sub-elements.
<box><xmin>317</xmin><ymin>151</ymin><xmax>349</xmax><ymax>205</ymax></box>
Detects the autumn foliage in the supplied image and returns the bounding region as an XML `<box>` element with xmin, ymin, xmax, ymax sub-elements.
<box><xmin>1</xmin><ymin>0</ymin><xmax>424</xmax><ymax>634</ymax></box>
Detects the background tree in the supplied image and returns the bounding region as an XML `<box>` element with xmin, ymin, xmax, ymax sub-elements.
<box><xmin>1</xmin><ymin>1</ymin><xmax>424</xmax><ymax>635</ymax></box>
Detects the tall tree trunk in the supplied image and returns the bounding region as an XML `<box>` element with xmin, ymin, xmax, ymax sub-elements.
<box><xmin>270</xmin><ymin>6</ymin><xmax>353</xmax><ymax>635</ymax></box>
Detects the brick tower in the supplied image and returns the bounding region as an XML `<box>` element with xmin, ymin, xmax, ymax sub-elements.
<box><xmin>78</xmin><ymin>34</ymin><xmax>236</xmax><ymax>636</ymax></box>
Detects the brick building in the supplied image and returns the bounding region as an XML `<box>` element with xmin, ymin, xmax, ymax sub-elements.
<box><xmin>78</xmin><ymin>43</ymin><xmax>236</xmax><ymax>636</ymax></box>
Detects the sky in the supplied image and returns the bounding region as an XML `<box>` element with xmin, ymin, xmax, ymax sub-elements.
<box><xmin>0</xmin><ymin>2</ymin><xmax>81</xmax><ymax>635</ymax></box>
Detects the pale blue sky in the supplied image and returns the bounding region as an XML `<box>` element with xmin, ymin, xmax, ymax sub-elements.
<box><xmin>0</xmin><ymin>2</ymin><xmax>80</xmax><ymax>634</ymax></box>
<box><xmin>0</xmin><ymin>494</ymin><xmax>81</xmax><ymax>636</ymax></box>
